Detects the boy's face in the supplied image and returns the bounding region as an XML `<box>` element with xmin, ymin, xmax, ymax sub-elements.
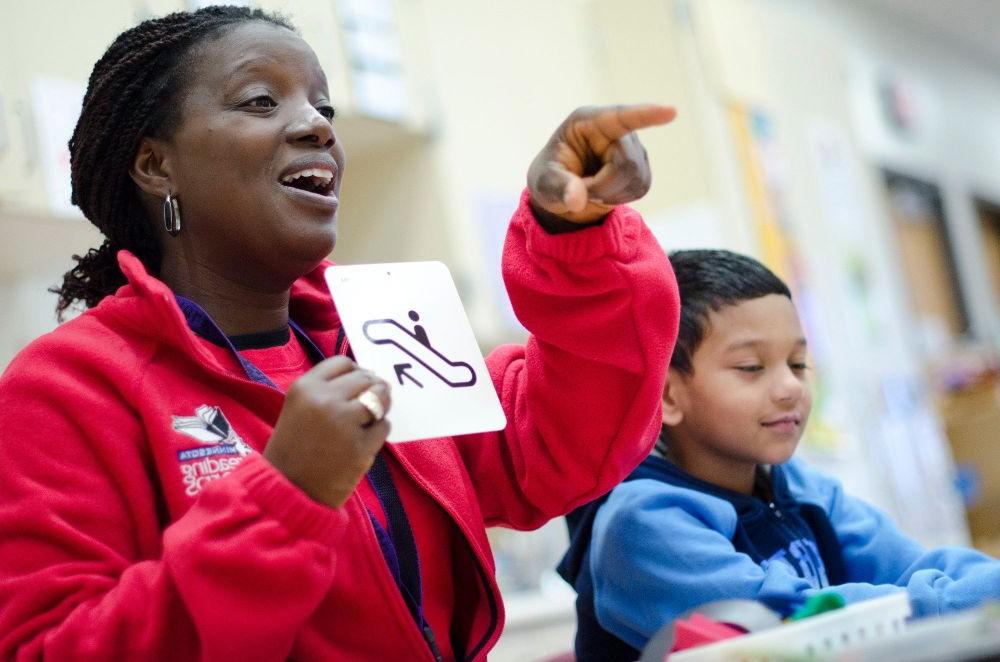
<box><xmin>664</xmin><ymin>294</ymin><xmax>812</xmax><ymax>475</ymax></box>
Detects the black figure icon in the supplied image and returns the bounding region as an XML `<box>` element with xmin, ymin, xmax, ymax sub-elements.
<box><xmin>410</xmin><ymin>310</ymin><xmax>430</xmax><ymax>348</ymax></box>
<box><xmin>362</xmin><ymin>310</ymin><xmax>477</xmax><ymax>388</ymax></box>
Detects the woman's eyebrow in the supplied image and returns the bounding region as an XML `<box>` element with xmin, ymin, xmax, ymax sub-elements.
<box><xmin>223</xmin><ymin>55</ymin><xmax>329</xmax><ymax>96</ymax></box>
<box><xmin>228</xmin><ymin>54</ymin><xmax>283</xmax><ymax>76</ymax></box>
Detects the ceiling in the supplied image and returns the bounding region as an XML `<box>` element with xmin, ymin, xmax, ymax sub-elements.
<box><xmin>861</xmin><ymin>0</ymin><xmax>1000</xmax><ymax>65</ymax></box>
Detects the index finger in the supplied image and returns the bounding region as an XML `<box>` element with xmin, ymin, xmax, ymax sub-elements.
<box><xmin>584</xmin><ymin>104</ymin><xmax>676</xmax><ymax>143</ymax></box>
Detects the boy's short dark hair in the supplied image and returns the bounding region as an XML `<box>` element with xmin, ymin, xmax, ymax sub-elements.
<box><xmin>669</xmin><ymin>249</ymin><xmax>791</xmax><ymax>374</ymax></box>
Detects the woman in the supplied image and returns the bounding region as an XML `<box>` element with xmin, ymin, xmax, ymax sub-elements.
<box><xmin>0</xmin><ymin>6</ymin><xmax>678</xmax><ymax>660</ymax></box>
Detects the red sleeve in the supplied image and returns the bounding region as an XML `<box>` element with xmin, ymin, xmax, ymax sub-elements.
<box><xmin>458</xmin><ymin>189</ymin><xmax>679</xmax><ymax>530</ymax></box>
<box><xmin>0</xmin><ymin>341</ymin><xmax>347</xmax><ymax>660</ymax></box>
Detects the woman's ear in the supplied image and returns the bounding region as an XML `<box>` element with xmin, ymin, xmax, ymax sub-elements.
<box><xmin>661</xmin><ymin>368</ymin><xmax>687</xmax><ymax>426</ymax></box>
<box><xmin>130</xmin><ymin>136</ymin><xmax>172</xmax><ymax>198</ymax></box>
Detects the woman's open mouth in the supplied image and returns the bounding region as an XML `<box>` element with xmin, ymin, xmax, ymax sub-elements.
<box><xmin>280</xmin><ymin>167</ymin><xmax>336</xmax><ymax>197</ymax></box>
<box><xmin>278</xmin><ymin>163</ymin><xmax>339</xmax><ymax>212</ymax></box>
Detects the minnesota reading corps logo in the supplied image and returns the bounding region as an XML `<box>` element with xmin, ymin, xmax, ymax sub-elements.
<box><xmin>172</xmin><ymin>405</ymin><xmax>253</xmax><ymax>496</ymax></box>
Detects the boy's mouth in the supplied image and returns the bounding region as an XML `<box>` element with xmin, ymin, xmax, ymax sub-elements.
<box><xmin>761</xmin><ymin>414</ymin><xmax>800</xmax><ymax>432</ymax></box>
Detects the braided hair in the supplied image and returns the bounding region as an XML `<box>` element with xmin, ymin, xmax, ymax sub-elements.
<box><xmin>54</xmin><ymin>6</ymin><xmax>293</xmax><ymax>318</ymax></box>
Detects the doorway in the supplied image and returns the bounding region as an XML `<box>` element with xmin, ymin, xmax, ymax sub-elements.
<box><xmin>882</xmin><ymin>170</ymin><xmax>969</xmax><ymax>343</ymax></box>
<box><xmin>974</xmin><ymin>198</ymin><xmax>1000</xmax><ymax>311</ymax></box>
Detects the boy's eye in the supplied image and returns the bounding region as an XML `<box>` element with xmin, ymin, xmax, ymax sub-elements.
<box><xmin>735</xmin><ymin>365</ymin><xmax>763</xmax><ymax>373</ymax></box>
<box><xmin>790</xmin><ymin>362</ymin><xmax>810</xmax><ymax>372</ymax></box>
<box><xmin>317</xmin><ymin>105</ymin><xmax>336</xmax><ymax>121</ymax></box>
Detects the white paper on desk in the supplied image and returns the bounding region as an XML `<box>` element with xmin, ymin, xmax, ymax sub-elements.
<box><xmin>324</xmin><ymin>262</ymin><xmax>506</xmax><ymax>442</ymax></box>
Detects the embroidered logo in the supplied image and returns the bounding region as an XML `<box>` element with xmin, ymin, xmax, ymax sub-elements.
<box><xmin>765</xmin><ymin>539</ymin><xmax>829</xmax><ymax>588</ymax></box>
<box><xmin>172</xmin><ymin>405</ymin><xmax>254</xmax><ymax>496</ymax></box>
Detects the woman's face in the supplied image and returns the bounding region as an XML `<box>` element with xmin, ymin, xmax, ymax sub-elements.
<box><xmin>161</xmin><ymin>21</ymin><xmax>346</xmax><ymax>287</ymax></box>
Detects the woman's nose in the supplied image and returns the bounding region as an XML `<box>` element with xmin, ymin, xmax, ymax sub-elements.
<box><xmin>287</xmin><ymin>105</ymin><xmax>335</xmax><ymax>149</ymax></box>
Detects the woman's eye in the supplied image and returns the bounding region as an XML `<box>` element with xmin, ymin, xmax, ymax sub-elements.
<box><xmin>317</xmin><ymin>105</ymin><xmax>336</xmax><ymax>121</ymax></box>
<box><xmin>245</xmin><ymin>95</ymin><xmax>277</xmax><ymax>109</ymax></box>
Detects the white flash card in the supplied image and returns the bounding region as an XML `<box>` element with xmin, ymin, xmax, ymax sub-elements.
<box><xmin>325</xmin><ymin>262</ymin><xmax>507</xmax><ymax>442</ymax></box>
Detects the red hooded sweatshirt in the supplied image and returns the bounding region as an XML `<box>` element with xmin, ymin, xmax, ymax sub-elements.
<box><xmin>0</xmin><ymin>193</ymin><xmax>678</xmax><ymax>660</ymax></box>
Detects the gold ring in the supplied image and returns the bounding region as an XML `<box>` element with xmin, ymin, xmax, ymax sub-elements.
<box><xmin>356</xmin><ymin>388</ymin><xmax>385</xmax><ymax>423</ymax></box>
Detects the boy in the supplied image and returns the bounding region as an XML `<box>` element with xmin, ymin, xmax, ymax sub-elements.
<box><xmin>558</xmin><ymin>249</ymin><xmax>1000</xmax><ymax>661</ymax></box>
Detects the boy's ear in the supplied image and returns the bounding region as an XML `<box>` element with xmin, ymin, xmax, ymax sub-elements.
<box><xmin>661</xmin><ymin>368</ymin><xmax>686</xmax><ymax>426</ymax></box>
<box><xmin>130</xmin><ymin>136</ymin><xmax>173</xmax><ymax>199</ymax></box>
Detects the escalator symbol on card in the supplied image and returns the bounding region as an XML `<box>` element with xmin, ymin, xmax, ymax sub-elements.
<box><xmin>362</xmin><ymin>310</ymin><xmax>477</xmax><ymax>388</ymax></box>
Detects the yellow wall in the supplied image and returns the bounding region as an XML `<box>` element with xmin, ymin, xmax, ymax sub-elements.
<box><xmin>0</xmin><ymin>0</ymin><xmax>716</xmax><ymax>361</ymax></box>
<box><xmin>334</xmin><ymin>0</ymin><xmax>714</xmax><ymax>346</ymax></box>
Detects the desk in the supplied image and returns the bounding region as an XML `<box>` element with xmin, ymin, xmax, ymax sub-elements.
<box><xmin>846</xmin><ymin>604</ymin><xmax>1000</xmax><ymax>662</ymax></box>
<box><xmin>654</xmin><ymin>596</ymin><xmax>1000</xmax><ymax>661</ymax></box>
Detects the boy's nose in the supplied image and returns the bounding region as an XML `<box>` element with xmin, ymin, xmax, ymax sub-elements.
<box><xmin>772</xmin><ymin>369</ymin><xmax>805</xmax><ymax>403</ymax></box>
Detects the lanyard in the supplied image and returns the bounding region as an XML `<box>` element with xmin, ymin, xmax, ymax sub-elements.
<box><xmin>176</xmin><ymin>296</ymin><xmax>441</xmax><ymax>659</ymax></box>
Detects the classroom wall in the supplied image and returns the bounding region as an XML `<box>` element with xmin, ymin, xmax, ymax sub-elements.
<box><xmin>680</xmin><ymin>0</ymin><xmax>977</xmax><ymax>547</ymax></box>
<box><xmin>4</xmin><ymin>1</ymin><xmax>1000</xmax><ymax>658</ymax></box>
<box><xmin>357</xmin><ymin>0</ymin><xmax>715</xmax><ymax>348</ymax></box>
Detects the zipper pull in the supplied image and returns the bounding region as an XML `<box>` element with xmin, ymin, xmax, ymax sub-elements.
<box><xmin>423</xmin><ymin>625</ymin><xmax>444</xmax><ymax>662</ymax></box>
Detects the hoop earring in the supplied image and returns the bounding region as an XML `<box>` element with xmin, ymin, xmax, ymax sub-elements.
<box><xmin>163</xmin><ymin>192</ymin><xmax>181</xmax><ymax>237</ymax></box>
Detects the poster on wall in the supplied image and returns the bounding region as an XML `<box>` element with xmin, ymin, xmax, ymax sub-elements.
<box><xmin>807</xmin><ymin>120</ymin><xmax>883</xmax><ymax>343</ymax></box>
<box><xmin>29</xmin><ymin>77</ymin><xmax>84</xmax><ymax>219</ymax></box>
<box><xmin>727</xmin><ymin>103</ymin><xmax>846</xmax><ymax>457</ymax></box>
<box><xmin>644</xmin><ymin>201</ymin><xmax>727</xmax><ymax>253</ymax></box>
<box><xmin>0</xmin><ymin>91</ymin><xmax>8</xmax><ymax>160</ymax></box>
<box><xmin>474</xmin><ymin>190</ymin><xmax>527</xmax><ymax>337</ymax></box>
<box><xmin>804</xmin><ymin>118</ymin><xmax>966</xmax><ymax>545</ymax></box>
<box><xmin>336</xmin><ymin>0</ymin><xmax>408</xmax><ymax>121</ymax></box>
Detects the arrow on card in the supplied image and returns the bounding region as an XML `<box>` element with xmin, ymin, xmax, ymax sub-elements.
<box><xmin>363</xmin><ymin>316</ymin><xmax>477</xmax><ymax>388</ymax></box>
<box><xmin>394</xmin><ymin>363</ymin><xmax>424</xmax><ymax>388</ymax></box>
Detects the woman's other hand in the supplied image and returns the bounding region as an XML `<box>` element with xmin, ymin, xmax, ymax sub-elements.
<box><xmin>264</xmin><ymin>356</ymin><xmax>391</xmax><ymax>508</ymax></box>
<box><xmin>527</xmin><ymin>104</ymin><xmax>676</xmax><ymax>224</ymax></box>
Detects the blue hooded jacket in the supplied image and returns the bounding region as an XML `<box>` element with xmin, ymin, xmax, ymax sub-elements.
<box><xmin>558</xmin><ymin>451</ymin><xmax>1000</xmax><ymax>660</ymax></box>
